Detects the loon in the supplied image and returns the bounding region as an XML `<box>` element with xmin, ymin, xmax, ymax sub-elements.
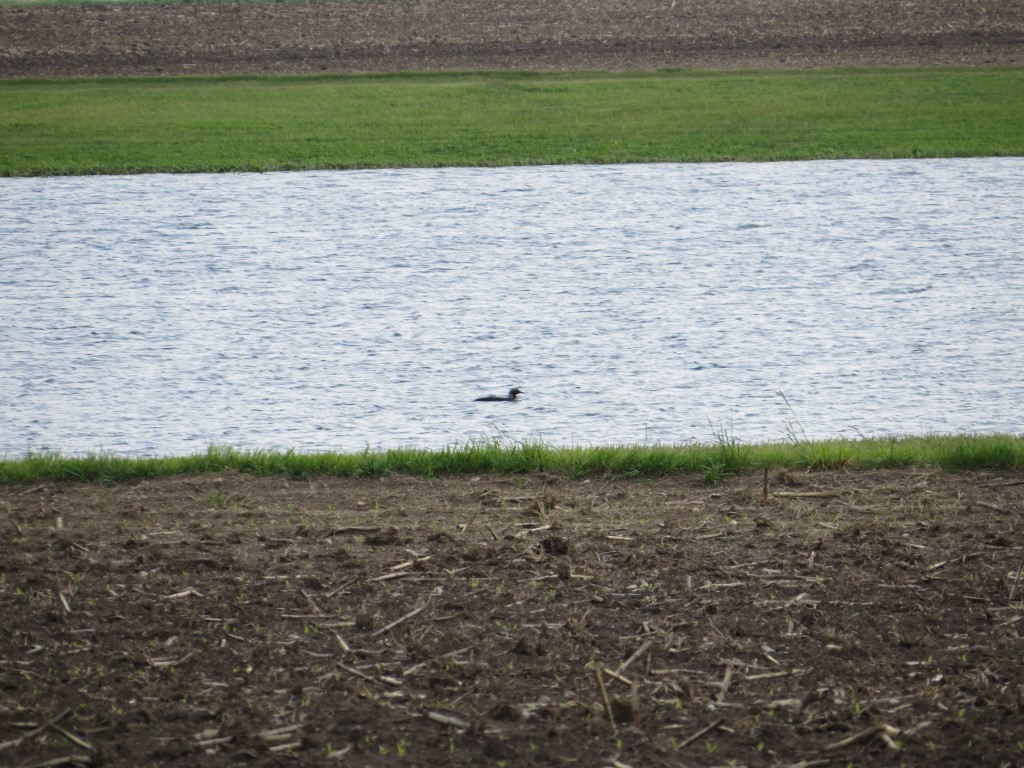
<box><xmin>475</xmin><ymin>387</ymin><xmax>524</xmax><ymax>402</ymax></box>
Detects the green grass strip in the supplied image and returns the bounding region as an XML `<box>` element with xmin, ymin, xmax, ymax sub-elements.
<box><xmin>2</xmin><ymin>434</ymin><xmax>1022</xmax><ymax>485</ymax></box>
<box><xmin>1</xmin><ymin>67</ymin><xmax>1022</xmax><ymax>176</ymax></box>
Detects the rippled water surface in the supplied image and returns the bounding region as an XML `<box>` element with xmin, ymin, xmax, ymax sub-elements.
<box><xmin>2</xmin><ymin>159</ymin><xmax>1023</xmax><ymax>457</ymax></box>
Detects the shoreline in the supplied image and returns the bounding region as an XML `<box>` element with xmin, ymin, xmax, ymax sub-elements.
<box><xmin>4</xmin><ymin>434</ymin><xmax>1023</xmax><ymax>484</ymax></box>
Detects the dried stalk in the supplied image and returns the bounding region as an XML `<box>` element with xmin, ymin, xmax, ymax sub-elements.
<box><xmin>676</xmin><ymin>718</ymin><xmax>725</xmax><ymax>749</ymax></box>
<box><xmin>716</xmin><ymin>663</ymin><xmax>734</xmax><ymax>703</ymax></box>
<box><xmin>927</xmin><ymin>551</ymin><xmax>987</xmax><ymax>572</ymax></box>
<box><xmin>23</xmin><ymin>755</ymin><xmax>91</xmax><ymax>767</ymax></box>
<box><xmin>825</xmin><ymin>723</ymin><xmax>900</xmax><ymax>751</ymax></box>
<box><xmin>615</xmin><ymin>639</ymin><xmax>652</xmax><ymax>675</ymax></box>
<box><xmin>50</xmin><ymin>724</ymin><xmax>92</xmax><ymax>751</ymax></box>
<box><xmin>268</xmin><ymin>741</ymin><xmax>303</xmax><ymax>752</ymax></box>
<box><xmin>165</xmin><ymin>587</ymin><xmax>202</xmax><ymax>599</ymax></box>
<box><xmin>971</xmin><ymin>500</ymin><xmax>1008</xmax><ymax>514</ymax></box>
<box><xmin>299</xmin><ymin>589</ymin><xmax>323</xmax><ymax>614</ymax></box>
<box><xmin>774</xmin><ymin>491</ymin><xmax>841</xmax><ymax>498</ymax></box>
<box><xmin>601</xmin><ymin>666</ymin><xmax>633</xmax><ymax>686</ymax></box>
<box><xmin>1010</xmin><ymin>560</ymin><xmax>1024</xmax><ymax>601</ymax></box>
<box><xmin>324</xmin><ymin>577</ymin><xmax>359</xmax><ymax>598</ymax></box>
<box><xmin>0</xmin><ymin>708</ymin><xmax>72</xmax><ymax>751</ymax></box>
<box><xmin>370</xmin><ymin>604</ymin><xmax>426</xmax><ymax>637</ymax></box>
<box><xmin>427</xmin><ymin>711</ymin><xmax>469</xmax><ymax>729</ymax></box>
<box><xmin>593</xmin><ymin>668</ymin><xmax>616</xmax><ymax>731</ymax></box>
<box><xmin>260</xmin><ymin>724</ymin><xmax>302</xmax><ymax>740</ymax></box>
<box><xmin>333</xmin><ymin>632</ymin><xmax>351</xmax><ymax>653</ymax></box>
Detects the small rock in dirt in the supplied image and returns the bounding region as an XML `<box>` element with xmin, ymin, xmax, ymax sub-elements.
<box><xmin>512</xmin><ymin>633</ymin><xmax>546</xmax><ymax>656</ymax></box>
<box><xmin>489</xmin><ymin>702</ymin><xmax>522</xmax><ymax>721</ymax></box>
<box><xmin>364</xmin><ymin>526</ymin><xmax>401</xmax><ymax>545</ymax></box>
<box><xmin>482</xmin><ymin>736</ymin><xmax>517</xmax><ymax>760</ymax></box>
<box><xmin>610</xmin><ymin>697</ymin><xmax>638</xmax><ymax>724</ymax></box>
<box><xmin>541</xmin><ymin>535</ymin><xmax>571</xmax><ymax>555</ymax></box>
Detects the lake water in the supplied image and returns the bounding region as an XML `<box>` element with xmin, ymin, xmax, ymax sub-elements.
<box><xmin>2</xmin><ymin>158</ymin><xmax>1023</xmax><ymax>458</ymax></box>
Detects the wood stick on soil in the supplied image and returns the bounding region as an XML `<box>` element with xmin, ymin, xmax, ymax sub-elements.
<box><xmin>370</xmin><ymin>604</ymin><xmax>426</xmax><ymax>637</ymax></box>
<box><xmin>879</xmin><ymin>730</ymin><xmax>901</xmax><ymax>750</ymax></box>
<box><xmin>0</xmin><ymin>707</ymin><xmax>72</xmax><ymax>751</ymax></box>
<box><xmin>825</xmin><ymin>723</ymin><xmax>900</xmax><ymax>751</ymax></box>
<box><xmin>615</xmin><ymin>639</ymin><xmax>652</xmax><ymax>675</ymax></box>
<box><xmin>268</xmin><ymin>741</ymin><xmax>303</xmax><ymax>753</ymax></box>
<box><xmin>716</xmin><ymin>663</ymin><xmax>735</xmax><ymax>703</ymax></box>
<box><xmin>972</xmin><ymin>500</ymin><xmax>1009</xmax><ymax>514</ymax></box>
<box><xmin>1009</xmin><ymin>560</ymin><xmax>1024</xmax><ymax>601</ymax></box>
<box><xmin>149</xmin><ymin>651</ymin><xmax>195</xmax><ymax>668</ymax></box>
<box><xmin>676</xmin><ymin>717</ymin><xmax>725</xmax><ymax>749</ymax></box>
<box><xmin>773</xmin><ymin>491</ymin><xmax>841</xmax><ymax>498</ymax></box>
<box><xmin>49</xmin><ymin>724</ymin><xmax>92</xmax><ymax>751</ymax></box>
<box><xmin>593</xmin><ymin>668</ymin><xmax>616</xmax><ymax>732</ymax></box>
<box><xmin>338</xmin><ymin>662</ymin><xmax>375</xmax><ymax>682</ymax></box>
<box><xmin>324</xmin><ymin>577</ymin><xmax>359</xmax><ymax>599</ymax></box>
<box><xmin>299</xmin><ymin>589</ymin><xmax>323</xmax><ymax>614</ymax></box>
<box><xmin>260</xmin><ymin>724</ymin><xmax>302</xmax><ymax>740</ymax></box>
<box><xmin>516</xmin><ymin>524</ymin><xmax>552</xmax><ymax>538</ymax></box>
<box><xmin>927</xmin><ymin>551</ymin><xmax>987</xmax><ymax>572</ymax></box>
<box><xmin>427</xmin><ymin>711</ymin><xmax>469</xmax><ymax>729</ymax></box>
<box><xmin>763</xmin><ymin>467</ymin><xmax>770</xmax><ymax>504</ymax></box>
<box><xmin>22</xmin><ymin>755</ymin><xmax>92</xmax><ymax>767</ymax></box>
<box><xmin>165</xmin><ymin>587</ymin><xmax>202</xmax><ymax>599</ymax></box>
<box><xmin>332</xmin><ymin>526</ymin><xmax>381</xmax><ymax>534</ymax></box>
<box><xmin>745</xmin><ymin>668</ymin><xmax>802</xmax><ymax>681</ymax></box>
<box><xmin>196</xmin><ymin>736</ymin><xmax>233</xmax><ymax>747</ymax></box>
<box><xmin>601</xmin><ymin>666</ymin><xmax>633</xmax><ymax>686</ymax></box>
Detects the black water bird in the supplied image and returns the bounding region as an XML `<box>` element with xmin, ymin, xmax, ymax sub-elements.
<box><xmin>475</xmin><ymin>387</ymin><xmax>524</xmax><ymax>402</ymax></box>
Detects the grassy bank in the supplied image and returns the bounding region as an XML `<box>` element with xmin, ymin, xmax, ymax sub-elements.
<box><xmin>2</xmin><ymin>434</ymin><xmax>1022</xmax><ymax>484</ymax></box>
<box><xmin>2</xmin><ymin>67</ymin><xmax>1022</xmax><ymax>176</ymax></box>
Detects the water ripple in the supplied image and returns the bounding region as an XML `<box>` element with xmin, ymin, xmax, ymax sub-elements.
<box><xmin>1</xmin><ymin>158</ymin><xmax>1023</xmax><ymax>456</ymax></box>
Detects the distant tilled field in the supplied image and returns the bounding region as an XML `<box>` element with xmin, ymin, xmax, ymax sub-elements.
<box><xmin>0</xmin><ymin>0</ymin><xmax>1022</xmax><ymax>78</ymax></box>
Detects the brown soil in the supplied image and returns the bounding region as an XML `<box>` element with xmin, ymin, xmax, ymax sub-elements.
<box><xmin>1</xmin><ymin>0</ymin><xmax>1022</xmax><ymax>78</ymax></box>
<box><xmin>3</xmin><ymin>469</ymin><xmax>1024</xmax><ymax>766</ymax></box>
